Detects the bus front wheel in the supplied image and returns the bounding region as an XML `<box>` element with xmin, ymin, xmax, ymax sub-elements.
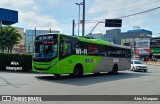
<box><xmin>73</xmin><ymin>65</ymin><xmax>83</xmax><ymax>77</ymax></box>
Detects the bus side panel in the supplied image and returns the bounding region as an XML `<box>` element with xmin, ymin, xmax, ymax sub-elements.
<box><xmin>47</xmin><ymin>64</ymin><xmax>59</xmax><ymax>74</ymax></box>
<box><xmin>58</xmin><ymin>56</ymin><xmax>74</xmax><ymax>74</ymax></box>
<box><xmin>93</xmin><ymin>57</ymin><xmax>131</xmax><ymax>72</ymax></box>
<box><xmin>93</xmin><ymin>57</ymin><xmax>112</xmax><ymax>73</ymax></box>
<box><xmin>60</xmin><ymin>55</ymin><xmax>102</xmax><ymax>74</ymax></box>
<box><xmin>72</xmin><ymin>55</ymin><xmax>87</xmax><ymax>73</ymax></box>
<box><xmin>118</xmin><ymin>58</ymin><xmax>131</xmax><ymax>71</ymax></box>
<box><xmin>83</xmin><ymin>56</ymin><xmax>102</xmax><ymax>73</ymax></box>
<box><xmin>57</xmin><ymin>55</ymin><xmax>93</xmax><ymax>74</ymax></box>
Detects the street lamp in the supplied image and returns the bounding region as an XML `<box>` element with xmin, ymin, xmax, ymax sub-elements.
<box><xmin>75</xmin><ymin>2</ymin><xmax>83</xmax><ymax>36</ymax></box>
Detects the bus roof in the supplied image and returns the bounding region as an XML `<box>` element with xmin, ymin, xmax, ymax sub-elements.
<box><xmin>36</xmin><ymin>33</ymin><xmax>58</xmax><ymax>37</ymax></box>
<box><xmin>77</xmin><ymin>37</ymin><xmax>110</xmax><ymax>45</ymax></box>
<box><xmin>36</xmin><ymin>33</ymin><xmax>131</xmax><ymax>49</ymax></box>
<box><xmin>75</xmin><ymin>36</ymin><xmax>131</xmax><ymax>49</ymax></box>
<box><xmin>110</xmin><ymin>43</ymin><xmax>131</xmax><ymax>49</ymax></box>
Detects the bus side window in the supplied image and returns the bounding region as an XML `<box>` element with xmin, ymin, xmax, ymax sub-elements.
<box><xmin>88</xmin><ymin>43</ymin><xmax>94</xmax><ymax>55</ymax></box>
<box><xmin>77</xmin><ymin>41</ymin><xmax>88</xmax><ymax>55</ymax></box>
<box><xmin>60</xmin><ymin>40</ymin><xmax>72</xmax><ymax>59</ymax></box>
<box><xmin>88</xmin><ymin>43</ymin><xmax>99</xmax><ymax>56</ymax></box>
<box><xmin>67</xmin><ymin>42</ymin><xmax>72</xmax><ymax>55</ymax></box>
<box><xmin>93</xmin><ymin>44</ymin><xmax>98</xmax><ymax>55</ymax></box>
<box><xmin>99</xmin><ymin>45</ymin><xmax>106</xmax><ymax>56</ymax></box>
<box><xmin>127</xmin><ymin>49</ymin><xmax>131</xmax><ymax>58</ymax></box>
<box><xmin>123</xmin><ymin>49</ymin><xmax>129</xmax><ymax>58</ymax></box>
<box><xmin>124</xmin><ymin>49</ymin><xmax>131</xmax><ymax>58</ymax></box>
<box><xmin>108</xmin><ymin>46</ymin><xmax>116</xmax><ymax>57</ymax></box>
<box><xmin>116</xmin><ymin>48</ymin><xmax>123</xmax><ymax>57</ymax></box>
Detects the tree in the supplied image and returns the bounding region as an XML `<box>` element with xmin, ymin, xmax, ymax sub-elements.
<box><xmin>0</xmin><ymin>26</ymin><xmax>22</xmax><ymax>53</ymax></box>
<box><xmin>0</xmin><ymin>27</ymin><xmax>7</xmax><ymax>52</ymax></box>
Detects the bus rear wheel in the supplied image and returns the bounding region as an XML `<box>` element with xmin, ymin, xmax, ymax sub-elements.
<box><xmin>73</xmin><ymin>65</ymin><xmax>83</xmax><ymax>77</ymax></box>
<box><xmin>109</xmin><ymin>64</ymin><xmax>118</xmax><ymax>75</ymax></box>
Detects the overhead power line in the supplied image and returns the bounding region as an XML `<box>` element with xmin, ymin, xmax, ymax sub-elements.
<box><xmin>88</xmin><ymin>0</ymin><xmax>160</xmax><ymax>15</ymax></box>
<box><xmin>53</xmin><ymin>1</ymin><xmax>160</xmax><ymax>27</ymax></box>
<box><xmin>90</xmin><ymin>6</ymin><xmax>160</xmax><ymax>33</ymax></box>
<box><xmin>117</xmin><ymin>7</ymin><xmax>160</xmax><ymax>19</ymax></box>
<box><xmin>55</xmin><ymin>0</ymin><xmax>160</xmax><ymax>21</ymax></box>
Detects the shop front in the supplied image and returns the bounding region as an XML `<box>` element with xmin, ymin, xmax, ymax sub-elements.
<box><xmin>150</xmin><ymin>37</ymin><xmax>160</xmax><ymax>62</ymax></box>
<box><xmin>135</xmin><ymin>39</ymin><xmax>150</xmax><ymax>61</ymax></box>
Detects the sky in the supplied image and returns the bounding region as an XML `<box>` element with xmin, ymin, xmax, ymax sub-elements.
<box><xmin>0</xmin><ymin>0</ymin><xmax>160</xmax><ymax>36</ymax></box>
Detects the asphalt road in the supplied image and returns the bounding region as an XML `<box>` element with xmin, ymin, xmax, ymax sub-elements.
<box><xmin>0</xmin><ymin>65</ymin><xmax>160</xmax><ymax>104</ymax></box>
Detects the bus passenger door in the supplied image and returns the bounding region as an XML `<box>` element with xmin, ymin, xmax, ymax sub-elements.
<box><xmin>59</xmin><ymin>38</ymin><xmax>73</xmax><ymax>74</ymax></box>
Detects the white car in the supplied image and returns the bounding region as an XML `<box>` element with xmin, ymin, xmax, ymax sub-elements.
<box><xmin>130</xmin><ymin>60</ymin><xmax>148</xmax><ymax>72</ymax></box>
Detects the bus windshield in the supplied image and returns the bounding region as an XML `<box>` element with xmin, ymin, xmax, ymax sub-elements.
<box><xmin>34</xmin><ymin>41</ymin><xmax>57</xmax><ymax>58</ymax></box>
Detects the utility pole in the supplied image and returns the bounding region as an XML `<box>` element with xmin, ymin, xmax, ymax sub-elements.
<box><xmin>75</xmin><ymin>2</ymin><xmax>83</xmax><ymax>36</ymax></box>
<box><xmin>72</xmin><ymin>20</ymin><xmax>75</xmax><ymax>36</ymax></box>
<box><xmin>134</xmin><ymin>37</ymin><xmax>136</xmax><ymax>54</ymax></box>
<box><xmin>35</xmin><ymin>27</ymin><xmax>36</xmax><ymax>37</ymax></box>
<box><xmin>82</xmin><ymin>0</ymin><xmax>85</xmax><ymax>37</ymax></box>
<box><xmin>33</xmin><ymin>27</ymin><xmax>36</xmax><ymax>53</ymax></box>
<box><xmin>49</xmin><ymin>28</ymin><xmax>52</xmax><ymax>33</ymax></box>
<box><xmin>77</xmin><ymin>4</ymin><xmax>80</xmax><ymax>36</ymax></box>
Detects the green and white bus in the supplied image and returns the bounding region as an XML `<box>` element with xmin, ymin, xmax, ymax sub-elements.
<box><xmin>32</xmin><ymin>34</ymin><xmax>131</xmax><ymax>77</ymax></box>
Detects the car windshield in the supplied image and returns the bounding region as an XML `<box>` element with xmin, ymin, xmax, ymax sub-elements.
<box><xmin>34</xmin><ymin>41</ymin><xmax>57</xmax><ymax>58</ymax></box>
<box><xmin>134</xmin><ymin>61</ymin><xmax>143</xmax><ymax>64</ymax></box>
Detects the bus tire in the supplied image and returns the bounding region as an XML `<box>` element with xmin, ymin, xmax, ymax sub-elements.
<box><xmin>109</xmin><ymin>64</ymin><xmax>118</xmax><ymax>75</ymax></box>
<box><xmin>93</xmin><ymin>72</ymin><xmax>100</xmax><ymax>75</ymax></box>
<box><xmin>69</xmin><ymin>73</ymin><xmax>74</xmax><ymax>77</ymax></box>
<box><xmin>73</xmin><ymin>64</ymin><xmax>83</xmax><ymax>77</ymax></box>
<box><xmin>54</xmin><ymin>74</ymin><xmax>61</xmax><ymax>77</ymax></box>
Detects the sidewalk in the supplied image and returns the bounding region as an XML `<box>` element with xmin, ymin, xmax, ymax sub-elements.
<box><xmin>146</xmin><ymin>61</ymin><xmax>160</xmax><ymax>66</ymax></box>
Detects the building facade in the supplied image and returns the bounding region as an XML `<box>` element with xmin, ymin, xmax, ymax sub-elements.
<box><xmin>103</xmin><ymin>28</ymin><xmax>152</xmax><ymax>60</ymax></box>
<box><xmin>103</xmin><ymin>29</ymin><xmax>152</xmax><ymax>45</ymax></box>
<box><xmin>150</xmin><ymin>37</ymin><xmax>160</xmax><ymax>61</ymax></box>
<box><xmin>13</xmin><ymin>27</ymin><xmax>26</xmax><ymax>53</ymax></box>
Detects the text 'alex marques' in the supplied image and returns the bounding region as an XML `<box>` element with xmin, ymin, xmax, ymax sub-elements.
<box><xmin>6</xmin><ymin>61</ymin><xmax>22</xmax><ymax>71</ymax></box>
<box><xmin>134</xmin><ymin>96</ymin><xmax>158</xmax><ymax>101</ymax></box>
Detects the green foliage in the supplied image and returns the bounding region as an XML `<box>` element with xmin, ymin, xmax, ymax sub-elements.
<box><xmin>0</xmin><ymin>26</ymin><xmax>22</xmax><ymax>53</ymax></box>
<box><xmin>0</xmin><ymin>53</ymin><xmax>32</xmax><ymax>72</ymax></box>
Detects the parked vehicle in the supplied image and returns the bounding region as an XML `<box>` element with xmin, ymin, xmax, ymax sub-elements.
<box><xmin>130</xmin><ymin>60</ymin><xmax>148</xmax><ymax>72</ymax></box>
